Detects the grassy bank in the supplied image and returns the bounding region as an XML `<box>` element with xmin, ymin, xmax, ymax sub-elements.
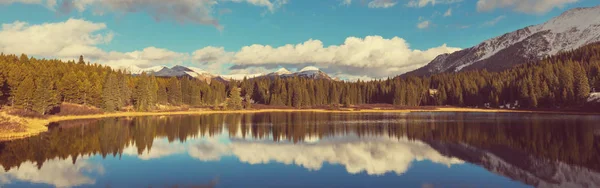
<box><xmin>0</xmin><ymin>107</ymin><xmax>596</xmax><ymax>141</ymax></box>
<box><xmin>0</xmin><ymin>112</ymin><xmax>49</xmax><ymax>141</ymax></box>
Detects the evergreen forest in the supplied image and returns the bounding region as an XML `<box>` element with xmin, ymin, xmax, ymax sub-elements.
<box><xmin>1</xmin><ymin>43</ymin><xmax>600</xmax><ymax>115</ymax></box>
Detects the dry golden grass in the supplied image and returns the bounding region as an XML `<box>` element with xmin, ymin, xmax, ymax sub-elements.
<box><xmin>0</xmin><ymin>112</ymin><xmax>49</xmax><ymax>141</ymax></box>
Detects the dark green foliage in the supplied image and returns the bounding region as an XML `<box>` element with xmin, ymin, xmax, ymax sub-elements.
<box><xmin>226</xmin><ymin>87</ymin><xmax>243</xmax><ymax>110</ymax></box>
<box><xmin>166</xmin><ymin>77</ymin><xmax>182</xmax><ymax>106</ymax></box>
<box><xmin>102</xmin><ymin>74</ymin><xmax>121</xmax><ymax>112</ymax></box>
<box><xmin>12</xmin><ymin>77</ymin><xmax>35</xmax><ymax>110</ymax></box>
<box><xmin>32</xmin><ymin>76</ymin><xmax>59</xmax><ymax>115</ymax></box>
<box><xmin>1</xmin><ymin>43</ymin><xmax>600</xmax><ymax>114</ymax></box>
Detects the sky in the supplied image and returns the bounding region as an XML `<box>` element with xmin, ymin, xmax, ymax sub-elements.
<box><xmin>0</xmin><ymin>0</ymin><xmax>599</xmax><ymax>80</ymax></box>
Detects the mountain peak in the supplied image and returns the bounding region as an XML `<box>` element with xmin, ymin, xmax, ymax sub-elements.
<box><xmin>299</xmin><ymin>66</ymin><xmax>320</xmax><ymax>72</ymax></box>
<box><xmin>171</xmin><ymin>65</ymin><xmax>193</xmax><ymax>72</ymax></box>
<box><xmin>403</xmin><ymin>5</ymin><xmax>600</xmax><ymax>77</ymax></box>
<box><xmin>274</xmin><ymin>67</ymin><xmax>292</xmax><ymax>75</ymax></box>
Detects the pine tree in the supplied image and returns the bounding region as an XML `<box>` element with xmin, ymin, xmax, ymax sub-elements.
<box><xmin>102</xmin><ymin>74</ymin><xmax>120</xmax><ymax>112</ymax></box>
<box><xmin>133</xmin><ymin>74</ymin><xmax>154</xmax><ymax>112</ymax></box>
<box><xmin>78</xmin><ymin>55</ymin><xmax>85</xmax><ymax>65</ymax></box>
<box><xmin>117</xmin><ymin>73</ymin><xmax>131</xmax><ymax>107</ymax></box>
<box><xmin>574</xmin><ymin>64</ymin><xmax>591</xmax><ymax>103</ymax></box>
<box><xmin>13</xmin><ymin>77</ymin><xmax>35</xmax><ymax>110</ymax></box>
<box><xmin>166</xmin><ymin>77</ymin><xmax>182</xmax><ymax>106</ymax></box>
<box><xmin>226</xmin><ymin>87</ymin><xmax>243</xmax><ymax>110</ymax></box>
<box><xmin>32</xmin><ymin>76</ymin><xmax>59</xmax><ymax>115</ymax></box>
<box><xmin>58</xmin><ymin>72</ymin><xmax>79</xmax><ymax>103</ymax></box>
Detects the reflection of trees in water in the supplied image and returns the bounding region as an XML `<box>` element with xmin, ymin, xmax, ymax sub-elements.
<box><xmin>0</xmin><ymin>112</ymin><xmax>598</xmax><ymax>173</ymax></box>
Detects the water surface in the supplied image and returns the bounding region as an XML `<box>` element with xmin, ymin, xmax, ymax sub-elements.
<box><xmin>0</xmin><ymin>112</ymin><xmax>599</xmax><ymax>188</ymax></box>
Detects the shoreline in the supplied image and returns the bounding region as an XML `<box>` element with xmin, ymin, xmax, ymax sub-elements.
<box><xmin>1</xmin><ymin>107</ymin><xmax>598</xmax><ymax>141</ymax></box>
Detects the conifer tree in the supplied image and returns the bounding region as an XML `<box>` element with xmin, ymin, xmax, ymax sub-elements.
<box><xmin>32</xmin><ymin>76</ymin><xmax>59</xmax><ymax>115</ymax></box>
<box><xmin>78</xmin><ymin>55</ymin><xmax>85</xmax><ymax>65</ymax></box>
<box><xmin>166</xmin><ymin>77</ymin><xmax>182</xmax><ymax>106</ymax></box>
<box><xmin>102</xmin><ymin>74</ymin><xmax>120</xmax><ymax>112</ymax></box>
<box><xmin>13</xmin><ymin>77</ymin><xmax>35</xmax><ymax>110</ymax></box>
<box><xmin>58</xmin><ymin>72</ymin><xmax>79</xmax><ymax>103</ymax></box>
<box><xmin>226</xmin><ymin>87</ymin><xmax>243</xmax><ymax>110</ymax></box>
<box><xmin>574</xmin><ymin>64</ymin><xmax>591</xmax><ymax>103</ymax></box>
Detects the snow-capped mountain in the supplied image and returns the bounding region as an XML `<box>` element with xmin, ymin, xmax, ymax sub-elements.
<box><xmin>138</xmin><ymin>65</ymin><xmax>216</xmax><ymax>83</ymax></box>
<box><xmin>264</xmin><ymin>66</ymin><xmax>333</xmax><ymax>80</ymax></box>
<box><xmin>404</xmin><ymin>5</ymin><xmax>600</xmax><ymax>77</ymax></box>
<box><xmin>135</xmin><ymin>65</ymin><xmax>334</xmax><ymax>82</ymax></box>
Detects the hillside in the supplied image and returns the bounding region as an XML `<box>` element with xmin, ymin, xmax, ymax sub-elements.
<box><xmin>404</xmin><ymin>5</ymin><xmax>600</xmax><ymax>77</ymax></box>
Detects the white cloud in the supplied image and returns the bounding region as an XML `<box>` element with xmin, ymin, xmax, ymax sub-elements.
<box><xmin>341</xmin><ymin>0</ymin><xmax>352</xmax><ymax>6</ymax></box>
<box><xmin>368</xmin><ymin>0</ymin><xmax>397</xmax><ymax>8</ymax></box>
<box><xmin>122</xmin><ymin>139</ymin><xmax>187</xmax><ymax>160</ymax></box>
<box><xmin>482</xmin><ymin>15</ymin><xmax>506</xmax><ymax>26</ymax></box>
<box><xmin>444</xmin><ymin>8</ymin><xmax>452</xmax><ymax>17</ymax></box>
<box><xmin>229</xmin><ymin>36</ymin><xmax>460</xmax><ymax>79</ymax></box>
<box><xmin>417</xmin><ymin>20</ymin><xmax>431</xmax><ymax>29</ymax></box>
<box><xmin>0</xmin><ymin>19</ymin><xmax>110</xmax><ymax>58</ymax></box>
<box><xmin>476</xmin><ymin>0</ymin><xmax>578</xmax><ymax>14</ymax></box>
<box><xmin>188</xmin><ymin>136</ymin><xmax>464</xmax><ymax>175</ymax></box>
<box><xmin>0</xmin><ymin>0</ymin><xmax>289</xmax><ymax>29</ymax></box>
<box><xmin>0</xmin><ymin>19</ymin><xmax>187</xmax><ymax>73</ymax></box>
<box><xmin>407</xmin><ymin>0</ymin><xmax>463</xmax><ymax>8</ymax></box>
<box><xmin>224</xmin><ymin>0</ymin><xmax>288</xmax><ymax>12</ymax></box>
<box><xmin>0</xmin><ymin>157</ymin><xmax>104</xmax><ymax>188</ymax></box>
<box><xmin>0</xmin><ymin>19</ymin><xmax>459</xmax><ymax>80</ymax></box>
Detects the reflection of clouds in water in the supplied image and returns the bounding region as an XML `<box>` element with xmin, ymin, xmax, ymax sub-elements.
<box><xmin>122</xmin><ymin>139</ymin><xmax>187</xmax><ymax>160</ymax></box>
<box><xmin>0</xmin><ymin>157</ymin><xmax>104</xmax><ymax>188</ymax></box>
<box><xmin>188</xmin><ymin>136</ymin><xmax>463</xmax><ymax>175</ymax></box>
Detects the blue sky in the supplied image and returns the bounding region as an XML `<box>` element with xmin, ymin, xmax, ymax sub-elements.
<box><xmin>0</xmin><ymin>0</ymin><xmax>599</xmax><ymax>79</ymax></box>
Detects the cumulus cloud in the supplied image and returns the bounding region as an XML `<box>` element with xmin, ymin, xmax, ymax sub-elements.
<box><xmin>482</xmin><ymin>15</ymin><xmax>506</xmax><ymax>26</ymax></box>
<box><xmin>0</xmin><ymin>157</ymin><xmax>104</xmax><ymax>188</ymax></box>
<box><xmin>368</xmin><ymin>0</ymin><xmax>397</xmax><ymax>8</ymax></box>
<box><xmin>0</xmin><ymin>19</ymin><xmax>459</xmax><ymax>80</ymax></box>
<box><xmin>407</xmin><ymin>0</ymin><xmax>463</xmax><ymax>7</ymax></box>
<box><xmin>1</xmin><ymin>0</ymin><xmax>288</xmax><ymax>29</ymax></box>
<box><xmin>188</xmin><ymin>136</ymin><xmax>464</xmax><ymax>175</ymax></box>
<box><xmin>0</xmin><ymin>19</ymin><xmax>187</xmax><ymax>72</ymax></box>
<box><xmin>122</xmin><ymin>139</ymin><xmax>187</xmax><ymax>160</ymax></box>
<box><xmin>417</xmin><ymin>20</ymin><xmax>431</xmax><ymax>29</ymax></box>
<box><xmin>476</xmin><ymin>0</ymin><xmax>578</xmax><ymax>14</ymax></box>
<box><xmin>229</xmin><ymin>36</ymin><xmax>460</xmax><ymax>79</ymax></box>
<box><xmin>340</xmin><ymin>0</ymin><xmax>352</xmax><ymax>6</ymax></box>
<box><xmin>0</xmin><ymin>18</ymin><xmax>111</xmax><ymax>58</ymax></box>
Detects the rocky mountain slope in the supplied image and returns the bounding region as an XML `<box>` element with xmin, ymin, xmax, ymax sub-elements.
<box><xmin>262</xmin><ymin>66</ymin><xmax>333</xmax><ymax>80</ymax></box>
<box><xmin>138</xmin><ymin>65</ymin><xmax>216</xmax><ymax>83</ymax></box>
<box><xmin>404</xmin><ymin>5</ymin><xmax>600</xmax><ymax>77</ymax></box>
<box><xmin>138</xmin><ymin>65</ymin><xmax>334</xmax><ymax>82</ymax></box>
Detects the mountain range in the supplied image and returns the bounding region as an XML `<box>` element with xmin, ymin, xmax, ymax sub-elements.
<box><xmin>404</xmin><ymin>5</ymin><xmax>600</xmax><ymax>77</ymax></box>
<box><xmin>138</xmin><ymin>65</ymin><xmax>334</xmax><ymax>82</ymax></box>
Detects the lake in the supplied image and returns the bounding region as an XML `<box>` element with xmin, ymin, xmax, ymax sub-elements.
<box><xmin>0</xmin><ymin>112</ymin><xmax>599</xmax><ymax>188</ymax></box>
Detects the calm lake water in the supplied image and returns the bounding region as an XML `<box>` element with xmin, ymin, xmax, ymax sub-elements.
<box><xmin>0</xmin><ymin>112</ymin><xmax>599</xmax><ymax>188</ymax></box>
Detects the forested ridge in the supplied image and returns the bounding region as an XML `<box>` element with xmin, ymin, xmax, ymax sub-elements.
<box><xmin>1</xmin><ymin>43</ymin><xmax>600</xmax><ymax>114</ymax></box>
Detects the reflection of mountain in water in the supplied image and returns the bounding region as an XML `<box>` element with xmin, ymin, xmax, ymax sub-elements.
<box><xmin>428</xmin><ymin>141</ymin><xmax>600</xmax><ymax>188</ymax></box>
<box><xmin>0</xmin><ymin>112</ymin><xmax>599</xmax><ymax>188</ymax></box>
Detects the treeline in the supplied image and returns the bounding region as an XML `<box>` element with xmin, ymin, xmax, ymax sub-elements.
<box><xmin>1</xmin><ymin>43</ymin><xmax>600</xmax><ymax>114</ymax></box>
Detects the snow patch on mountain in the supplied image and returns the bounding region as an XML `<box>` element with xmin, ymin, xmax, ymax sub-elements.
<box><xmin>274</xmin><ymin>68</ymin><xmax>292</xmax><ymax>75</ymax></box>
<box><xmin>300</xmin><ymin>66</ymin><xmax>320</xmax><ymax>72</ymax></box>
<box><xmin>407</xmin><ymin>5</ymin><xmax>600</xmax><ymax>75</ymax></box>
